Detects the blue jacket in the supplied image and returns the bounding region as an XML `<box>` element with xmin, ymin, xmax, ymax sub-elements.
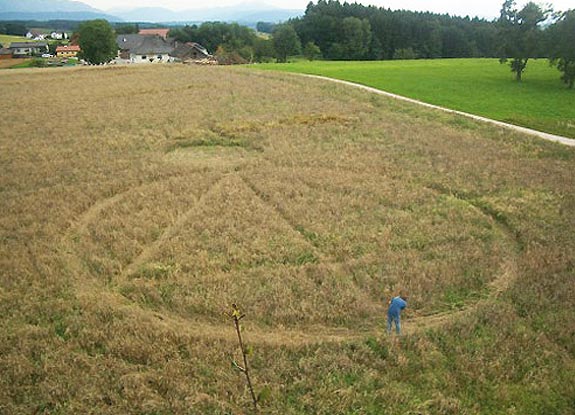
<box><xmin>388</xmin><ymin>296</ymin><xmax>407</xmax><ymax>317</ymax></box>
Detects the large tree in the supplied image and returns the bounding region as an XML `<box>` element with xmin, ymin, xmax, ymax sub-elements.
<box><xmin>78</xmin><ymin>19</ymin><xmax>117</xmax><ymax>65</ymax></box>
<box><xmin>272</xmin><ymin>24</ymin><xmax>301</xmax><ymax>63</ymax></box>
<box><xmin>548</xmin><ymin>10</ymin><xmax>575</xmax><ymax>88</ymax></box>
<box><xmin>498</xmin><ymin>0</ymin><xmax>549</xmax><ymax>81</ymax></box>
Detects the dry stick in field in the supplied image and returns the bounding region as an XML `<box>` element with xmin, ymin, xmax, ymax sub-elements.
<box><xmin>226</xmin><ymin>303</ymin><xmax>259</xmax><ymax>412</ymax></box>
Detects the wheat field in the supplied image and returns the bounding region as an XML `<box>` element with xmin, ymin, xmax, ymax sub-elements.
<box><xmin>1</xmin><ymin>65</ymin><xmax>574</xmax><ymax>414</ymax></box>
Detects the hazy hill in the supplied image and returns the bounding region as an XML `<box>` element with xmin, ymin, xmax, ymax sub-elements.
<box><xmin>106</xmin><ymin>7</ymin><xmax>178</xmax><ymax>23</ymax></box>
<box><xmin>0</xmin><ymin>0</ymin><xmax>96</xmax><ymax>12</ymax></box>
<box><xmin>0</xmin><ymin>0</ymin><xmax>301</xmax><ymax>23</ymax></box>
<box><xmin>109</xmin><ymin>3</ymin><xmax>302</xmax><ymax>23</ymax></box>
<box><xmin>0</xmin><ymin>0</ymin><xmax>122</xmax><ymax>21</ymax></box>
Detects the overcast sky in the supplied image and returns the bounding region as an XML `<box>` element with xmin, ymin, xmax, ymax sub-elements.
<box><xmin>83</xmin><ymin>0</ymin><xmax>573</xmax><ymax>19</ymax></box>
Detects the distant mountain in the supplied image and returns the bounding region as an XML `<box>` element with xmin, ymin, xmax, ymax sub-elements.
<box><xmin>0</xmin><ymin>0</ymin><xmax>301</xmax><ymax>23</ymax></box>
<box><xmin>0</xmin><ymin>0</ymin><xmax>96</xmax><ymax>13</ymax></box>
<box><xmin>0</xmin><ymin>11</ymin><xmax>122</xmax><ymax>21</ymax></box>
<box><xmin>235</xmin><ymin>9</ymin><xmax>303</xmax><ymax>24</ymax></box>
<box><xmin>107</xmin><ymin>7</ymin><xmax>179</xmax><ymax>23</ymax></box>
<box><xmin>109</xmin><ymin>3</ymin><xmax>303</xmax><ymax>24</ymax></box>
<box><xmin>0</xmin><ymin>0</ymin><xmax>122</xmax><ymax>21</ymax></box>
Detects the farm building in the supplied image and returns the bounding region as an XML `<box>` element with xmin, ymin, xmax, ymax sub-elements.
<box><xmin>10</xmin><ymin>42</ymin><xmax>49</xmax><ymax>57</ymax></box>
<box><xmin>50</xmin><ymin>32</ymin><xmax>68</xmax><ymax>40</ymax></box>
<box><xmin>25</xmin><ymin>31</ymin><xmax>45</xmax><ymax>40</ymax></box>
<box><xmin>116</xmin><ymin>34</ymin><xmax>174</xmax><ymax>64</ymax></box>
<box><xmin>56</xmin><ymin>45</ymin><xmax>81</xmax><ymax>58</ymax></box>
<box><xmin>170</xmin><ymin>42</ymin><xmax>212</xmax><ymax>62</ymax></box>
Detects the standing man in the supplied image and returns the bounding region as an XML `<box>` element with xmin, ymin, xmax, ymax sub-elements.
<box><xmin>387</xmin><ymin>293</ymin><xmax>408</xmax><ymax>335</ymax></box>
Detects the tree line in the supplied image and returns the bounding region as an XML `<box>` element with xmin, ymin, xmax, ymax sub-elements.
<box><xmin>169</xmin><ymin>22</ymin><xmax>274</xmax><ymax>64</ymax></box>
<box><xmin>167</xmin><ymin>1</ymin><xmax>573</xmax><ymax>86</ymax></box>
<box><xmin>25</xmin><ymin>0</ymin><xmax>571</xmax><ymax>87</ymax></box>
<box><xmin>0</xmin><ymin>20</ymin><xmax>85</xmax><ymax>36</ymax></box>
<box><xmin>292</xmin><ymin>0</ymin><xmax>501</xmax><ymax>60</ymax></box>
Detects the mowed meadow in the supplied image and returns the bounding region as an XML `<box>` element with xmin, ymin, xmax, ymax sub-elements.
<box><xmin>1</xmin><ymin>65</ymin><xmax>574</xmax><ymax>414</ymax></box>
<box><xmin>256</xmin><ymin>58</ymin><xmax>575</xmax><ymax>139</ymax></box>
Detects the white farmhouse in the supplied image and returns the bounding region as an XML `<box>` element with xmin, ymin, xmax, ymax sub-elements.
<box><xmin>116</xmin><ymin>34</ymin><xmax>174</xmax><ymax>64</ymax></box>
<box><xmin>50</xmin><ymin>32</ymin><xmax>69</xmax><ymax>40</ymax></box>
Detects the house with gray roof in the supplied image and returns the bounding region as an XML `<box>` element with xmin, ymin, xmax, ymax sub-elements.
<box><xmin>10</xmin><ymin>42</ymin><xmax>49</xmax><ymax>57</ymax></box>
<box><xmin>116</xmin><ymin>34</ymin><xmax>174</xmax><ymax>64</ymax></box>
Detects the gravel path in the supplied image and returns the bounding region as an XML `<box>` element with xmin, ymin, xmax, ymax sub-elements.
<box><xmin>301</xmin><ymin>74</ymin><xmax>575</xmax><ymax>148</ymax></box>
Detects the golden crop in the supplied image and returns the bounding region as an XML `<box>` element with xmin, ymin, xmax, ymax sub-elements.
<box><xmin>1</xmin><ymin>65</ymin><xmax>573</xmax><ymax>414</ymax></box>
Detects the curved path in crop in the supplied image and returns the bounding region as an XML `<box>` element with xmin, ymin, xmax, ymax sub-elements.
<box><xmin>58</xmin><ymin>168</ymin><xmax>522</xmax><ymax>347</ymax></box>
<box><xmin>71</xmin><ymin>256</ymin><xmax>517</xmax><ymax>347</ymax></box>
<box><xmin>299</xmin><ymin>74</ymin><xmax>575</xmax><ymax>148</ymax></box>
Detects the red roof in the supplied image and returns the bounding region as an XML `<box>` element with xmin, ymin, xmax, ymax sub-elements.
<box><xmin>139</xmin><ymin>29</ymin><xmax>170</xmax><ymax>39</ymax></box>
<box><xmin>56</xmin><ymin>45</ymin><xmax>81</xmax><ymax>52</ymax></box>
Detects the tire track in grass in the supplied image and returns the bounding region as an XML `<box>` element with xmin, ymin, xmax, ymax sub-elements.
<box><xmin>58</xmin><ymin>177</ymin><xmax>182</xmax><ymax>280</ymax></box>
<box><xmin>141</xmin><ymin>184</ymin><xmax>519</xmax><ymax>344</ymax></box>
<box><xmin>118</xmin><ymin>175</ymin><xmax>227</xmax><ymax>282</ymax></box>
<box><xmin>59</xmin><ymin>174</ymin><xmax>193</xmax><ymax>246</ymax></box>
<box><xmin>239</xmin><ymin>173</ymin><xmax>336</xmax><ymax>265</ymax></box>
<box><xmin>240</xmin><ymin>173</ymin><xmax>390</xmax><ymax>314</ymax></box>
<box><xmin>72</xmin><ymin>256</ymin><xmax>516</xmax><ymax>346</ymax></box>
<box><xmin>401</xmin><ymin>258</ymin><xmax>517</xmax><ymax>336</ymax></box>
<box><xmin>58</xmin><ymin>172</ymin><xmax>221</xmax><ymax>285</ymax></box>
<box><xmin>60</xmin><ymin>174</ymin><xmax>521</xmax><ymax>347</ymax></box>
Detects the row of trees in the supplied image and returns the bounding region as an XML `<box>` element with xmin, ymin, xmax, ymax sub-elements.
<box><xmin>0</xmin><ymin>22</ymin><xmax>28</xmax><ymax>36</ymax></box>
<box><xmin>63</xmin><ymin>1</ymin><xmax>575</xmax><ymax>87</ymax></box>
<box><xmin>169</xmin><ymin>22</ymin><xmax>307</xmax><ymax>64</ymax></box>
<box><xmin>292</xmin><ymin>1</ymin><xmax>502</xmax><ymax>61</ymax></box>
<box><xmin>169</xmin><ymin>22</ymin><xmax>321</xmax><ymax>64</ymax></box>
<box><xmin>0</xmin><ymin>20</ymin><xmax>82</xmax><ymax>36</ymax></box>
<box><xmin>168</xmin><ymin>1</ymin><xmax>573</xmax><ymax>86</ymax></box>
<box><xmin>170</xmin><ymin>22</ymin><xmax>272</xmax><ymax>63</ymax></box>
<box><xmin>285</xmin><ymin>0</ymin><xmax>574</xmax><ymax>87</ymax></box>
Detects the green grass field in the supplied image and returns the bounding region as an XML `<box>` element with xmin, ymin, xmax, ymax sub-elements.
<box><xmin>0</xmin><ymin>34</ymin><xmax>28</xmax><ymax>47</ymax></box>
<box><xmin>255</xmin><ymin>58</ymin><xmax>575</xmax><ymax>139</ymax></box>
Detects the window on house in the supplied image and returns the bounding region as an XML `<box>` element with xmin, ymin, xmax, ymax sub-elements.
<box><xmin>141</xmin><ymin>55</ymin><xmax>147</xmax><ymax>60</ymax></box>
